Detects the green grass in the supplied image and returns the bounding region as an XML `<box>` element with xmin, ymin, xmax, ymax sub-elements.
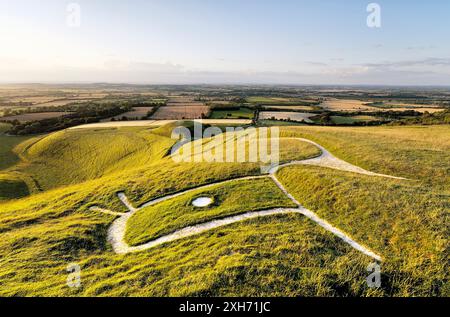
<box><xmin>246</xmin><ymin>97</ymin><xmax>297</xmax><ymax>104</ymax></box>
<box><xmin>0</xmin><ymin>123</ymin><xmax>35</xmax><ymax>200</ymax></box>
<box><xmin>0</xmin><ymin>123</ymin><xmax>447</xmax><ymax>296</ymax></box>
<box><xmin>174</xmin><ymin>132</ymin><xmax>321</xmax><ymax>166</ymax></box>
<box><xmin>258</xmin><ymin>120</ymin><xmax>306</xmax><ymax>127</ymax></box>
<box><xmin>275</xmin><ymin>125</ymin><xmax>449</xmax><ymax>296</ymax></box>
<box><xmin>0</xmin><ymin>123</ymin><xmax>33</xmax><ymax>171</ymax></box>
<box><xmin>330</xmin><ymin>116</ymin><xmax>357</xmax><ymax>124</ymax></box>
<box><xmin>0</xmin><ymin>173</ymin><xmax>29</xmax><ymax>201</ymax></box>
<box><xmin>279</xmin><ymin>125</ymin><xmax>450</xmax><ymax>185</ymax></box>
<box><xmin>276</xmin><ymin>166</ymin><xmax>448</xmax><ymax>296</ymax></box>
<box><xmin>10</xmin><ymin>127</ymin><xmax>176</xmax><ymax>191</ymax></box>
<box><xmin>277</xmin><ymin>139</ymin><xmax>322</xmax><ymax>162</ymax></box>
<box><xmin>125</xmin><ymin>177</ymin><xmax>297</xmax><ymax>246</ymax></box>
<box><xmin>330</xmin><ymin>116</ymin><xmax>381</xmax><ymax>125</ymax></box>
<box><xmin>209</xmin><ymin>107</ymin><xmax>254</xmax><ymax>119</ymax></box>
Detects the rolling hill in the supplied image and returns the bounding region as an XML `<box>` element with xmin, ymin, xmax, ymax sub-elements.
<box><xmin>0</xmin><ymin>122</ymin><xmax>448</xmax><ymax>296</ymax></box>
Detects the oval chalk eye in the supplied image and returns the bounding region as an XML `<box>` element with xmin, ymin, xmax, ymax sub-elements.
<box><xmin>192</xmin><ymin>197</ymin><xmax>213</xmax><ymax>207</ymax></box>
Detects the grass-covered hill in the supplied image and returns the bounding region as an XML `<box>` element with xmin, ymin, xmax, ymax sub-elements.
<box><xmin>0</xmin><ymin>122</ymin><xmax>448</xmax><ymax>296</ymax></box>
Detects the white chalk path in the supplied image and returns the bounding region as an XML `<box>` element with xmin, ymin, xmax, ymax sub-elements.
<box><xmin>269</xmin><ymin>138</ymin><xmax>407</xmax><ymax>180</ymax></box>
<box><xmin>90</xmin><ymin>137</ymin><xmax>406</xmax><ymax>261</ymax></box>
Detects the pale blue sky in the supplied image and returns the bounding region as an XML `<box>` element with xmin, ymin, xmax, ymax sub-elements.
<box><xmin>1</xmin><ymin>0</ymin><xmax>449</xmax><ymax>84</ymax></box>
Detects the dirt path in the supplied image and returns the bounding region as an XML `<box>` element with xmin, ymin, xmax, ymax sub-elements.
<box><xmin>90</xmin><ymin>137</ymin><xmax>404</xmax><ymax>260</ymax></box>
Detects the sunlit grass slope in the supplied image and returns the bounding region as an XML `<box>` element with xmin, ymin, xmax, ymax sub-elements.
<box><xmin>0</xmin><ymin>123</ymin><xmax>35</xmax><ymax>200</ymax></box>
<box><xmin>0</xmin><ymin>172</ymin><xmax>29</xmax><ymax>201</ymax></box>
<box><xmin>276</xmin><ymin>125</ymin><xmax>449</xmax><ymax>296</ymax></box>
<box><xmin>126</xmin><ymin>177</ymin><xmax>297</xmax><ymax>246</ymax></box>
<box><xmin>0</xmin><ymin>123</ymin><xmax>447</xmax><ymax>296</ymax></box>
<box><xmin>13</xmin><ymin>127</ymin><xmax>175</xmax><ymax>190</ymax></box>
<box><xmin>280</xmin><ymin>125</ymin><xmax>450</xmax><ymax>185</ymax></box>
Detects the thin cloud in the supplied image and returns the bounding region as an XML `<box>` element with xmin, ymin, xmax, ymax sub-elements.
<box><xmin>364</xmin><ymin>58</ymin><xmax>450</xmax><ymax>68</ymax></box>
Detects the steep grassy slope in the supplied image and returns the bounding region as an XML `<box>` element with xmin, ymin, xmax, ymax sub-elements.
<box><xmin>276</xmin><ymin>125</ymin><xmax>449</xmax><ymax>296</ymax></box>
<box><xmin>0</xmin><ymin>123</ymin><xmax>447</xmax><ymax>296</ymax></box>
<box><xmin>0</xmin><ymin>123</ymin><xmax>33</xmax><ymax>170</ymax></box>
<box><xmin>0</xmin><ymin>173</ymin><xmax>29</xmax><ymax>201</ymax></box>
<box><xmin>0</xmin><ymin>123</ymin><xmax>35</xmax><ymax>200</ymax></box>
<box><xmin>13</xmin><ymin>127</ymin><xmax>175</xmax><ymax>190</ymax></box>
<box><xmin>280</xmin><ymin>125</ymin><xmax>449</xmax><ymax>185</ymax></box>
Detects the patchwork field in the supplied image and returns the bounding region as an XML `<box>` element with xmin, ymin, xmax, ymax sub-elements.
<box><xmin>209</xmin><ymin>107</ymin><xmax>254</xmax><ymax>119</ymax></box>
<box><xmin>103</xmin><ymin>107</ymin><xmax>154</xmax><ymax>121</ymax></box>
<box><xmin>381</xmin><ymin>107</ymin><xmax>445</xmax><ymax>113</ymax></box>
<box><xmin>247</xmin><ymin>97</ymin><xmax>317</xmax><ymax>105</ymax></box>
<box><xmin>260</xmin><ymin>111</ymin><xmax>316</xmax><ymax>123</ymax></box>
<box><xmin>330</xmin><ymin>115</ymin><xmax>382</xmax><ymax>125</ymax></box>
<box><xmin>320</xmin><ymin>98</ymin><xmax>379</xmax><ymax>111</ymax></box>
<box><xmin>262</xmin><ymin>105</ymin><xmax>316</xmax><ymax>111</ymax></box>
<box><xmin>151</xmin><ymin>106</ymin><xmax>210</xmax><ymax>119</ymax></box>
<box><xmin>0</xmin><ymin>120</ymin><xmax>447</xmax><ymax>297</ymax></box>
<box><xmin>321</xmin><ymin>98</ymin><xmax>447</xmax><ymax>113</ymax></box>
<box><xmin>1</xmin><ymin>112</ymin><xmax>70</xmax><ymax>123</ymax></box>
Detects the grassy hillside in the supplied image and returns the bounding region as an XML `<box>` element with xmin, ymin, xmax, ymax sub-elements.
<box><xmin>276</xmin><ymin>125</ymin><xmax>449</xmax><ymax>296</ymax></box>
<box><xmin>12</xmin><ymin>128</ymin><xmax>175</xmax><ymax>190</ymax></box>
<box><xmin>280</xmin><ymin>125</ymin><xmax>450</xmax><ymax>185</ymax></box>
<box><xmin>0</xmin><ymin>173</ymin><xmax>29</xmax><ymax>201</ymax></box>
<box><xmin>0</xmin><ymin>123</ymin><xmax>35</xmax><ymax>201</ymax></box>
<box><xmin>0</xmin><ymin>123</ymin><xmax>33</xmax><ymax>171</ymax></box>
<box><xmin>126</xmin><ymin>177</ymin><xmax>297</xmax><ymax>246</ymax></box>
<box><xmin>0</xmin><ymin>123</ymin><xmax>447</xmax><ymax>296</ymax></box>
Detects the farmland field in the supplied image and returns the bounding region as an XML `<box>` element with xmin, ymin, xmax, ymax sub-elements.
<box><xmin>1</xmin><ymin>0</ymin><xmax>450</xmax><ymax>302</ymax></box>
<box><xmin>247</xmin><ymin>97</ymin><xmax>315</xmax><ymax>105</ymax></box>
<box><xmin>321</xmin><ymin>98</ymin><xmax>447</xmax><ymax>113</ymax></box>
<box><xmin>320</xmin><ymin>98</ymin><xmax>379</xmax><ymax>111</ymax></box>
<box><xmin>151</xmin><ymin>105</ymin><xmax>210</xmax><ymax>119</ymax></box>
<box><xmin>330</xmin><ymin>115</ymin><xmax>381</xmax><ymax>125</ymax></box>
<box><xmin>260</xmin><ymin>111</ymin><xmax>316</xmax><ymax>123</ymax></box>
<box><xmin>103</xmin><ymin>107</ymin><xmax>154</xmax><ymax>121</ymax></box>
<box><xmin>0</xmin><ymin>112</ymin><xmax>70</xmax><ymax>123</ymax></box>
<box><xmin>209</xmin><ymin>107</ymin><xmax>254</xmax><ymax>119</ymax></box>
<box><xmin>0</xmin><ymin>120</ymin><xmax>447</xmax><ymax>297</ymax></box>
<box><xmin>262</xmin><ymin>105</ymin><xmax>316</xmax><ymax>111</ymax></box>
<box><xmin>380</xmin><ymin>107</ymin><xmax>445</xmax><ymax>113</ymax></box>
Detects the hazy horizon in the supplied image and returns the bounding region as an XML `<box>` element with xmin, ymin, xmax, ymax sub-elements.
<box><xmin>1</xmin><ymin>0</ymin><xmax>450</xmax><ymax>85</ymax></box>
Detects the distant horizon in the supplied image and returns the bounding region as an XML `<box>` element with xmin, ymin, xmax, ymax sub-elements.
<box><xmin>1</xmin><ymin>82</ymin><xmax>450</xmax><ymax>89</ymax></box>
<box><xmin>1</xmin><ymin>0</ymin><xmax>450</xmax><ymax>85</ymax></box>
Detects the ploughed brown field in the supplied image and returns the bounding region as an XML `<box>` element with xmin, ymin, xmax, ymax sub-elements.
<box><xmin>151</xmin><ymin>105</ymin><xmax>210</xmax><ymax>119</ymax></box>
<box><xmin>103</xmin><ymin>107</ymin><xmax>154</xmax><ymax>121</ymax></box>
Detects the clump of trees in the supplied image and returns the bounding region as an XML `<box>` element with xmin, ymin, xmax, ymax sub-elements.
<box><xmin>390</xmin><ymin>109</ymin><xmax>450</xmax><ymax>126</ymax></box>
<box><xmin>3</xmin><ymin>100</ymin><xmax>166</xmax><ymax>135</ymax></box>
<box><xmin>5</xmin><ymin>103</ymin><xmax>131</xmax><ymax>135</ymax></box>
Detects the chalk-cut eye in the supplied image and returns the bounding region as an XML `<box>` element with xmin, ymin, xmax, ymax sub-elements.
<box><xmin>192</xmin><ymin>197</ymin><xmax>213</xmax><ymax>207</ymax></box>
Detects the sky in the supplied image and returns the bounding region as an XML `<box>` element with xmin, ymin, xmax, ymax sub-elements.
<box><xmin>1</xmin><ymin>0</ymin><xmax>450</xmax><ymax>85</ymax></box>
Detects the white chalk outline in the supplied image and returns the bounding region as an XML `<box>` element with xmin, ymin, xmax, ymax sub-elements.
<box><xmin>90</xmin><ymin>137</ymin><xmax>406</xmax><ymax>261</ymax></box>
